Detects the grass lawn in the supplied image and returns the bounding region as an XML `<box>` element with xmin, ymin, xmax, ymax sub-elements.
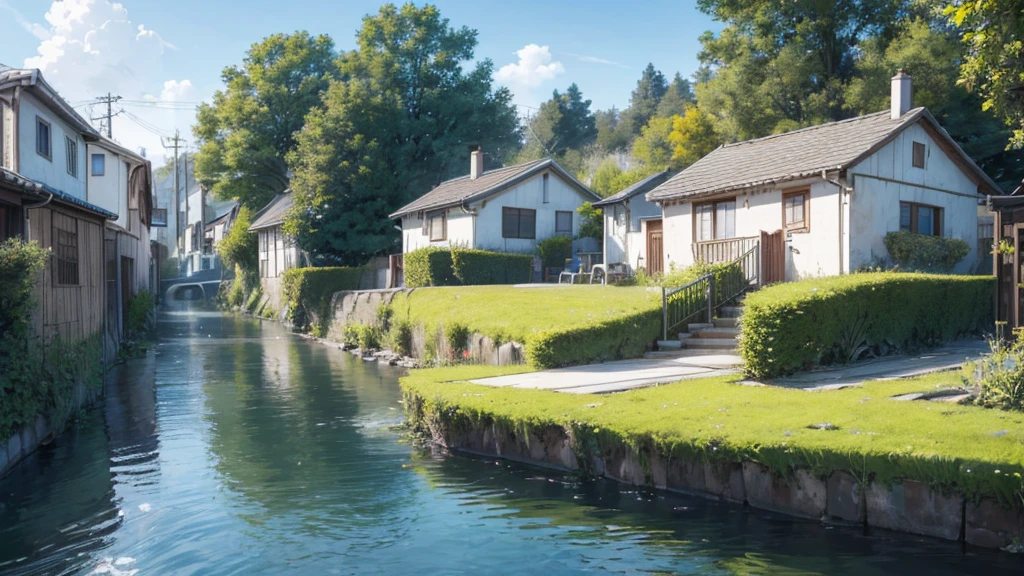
<box><xmin>390</xmin><ymin>285</ymin><xmax>662</xmax><ymax>345</ymax></box>
<box><xmin>402</xmin><ymin>365</ymin><xmax>1024</xmax><ymax>505</ymax></box>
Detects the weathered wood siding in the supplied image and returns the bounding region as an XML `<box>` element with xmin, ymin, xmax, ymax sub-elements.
<box><xmin>27</xmin><ymin>205</ymin><xmax>106</xmax><ymax>343</ymax></box>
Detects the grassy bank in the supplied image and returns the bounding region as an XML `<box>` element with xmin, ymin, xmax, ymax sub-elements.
<box><xmin>389</xmin><ymin>285</ymin><xmax>663</xmax><ymax>368</ymax></box>
<box><xmin>402</xmin><ymin>366</ymin><xmax>1024</xmax><ymax>506</ymax></box>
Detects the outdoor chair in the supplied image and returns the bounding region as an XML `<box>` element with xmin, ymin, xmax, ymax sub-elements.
<box><xmin>558</xmin><ymin>256</ymin><xmax>591</xmax><ymax>284</ymax></box>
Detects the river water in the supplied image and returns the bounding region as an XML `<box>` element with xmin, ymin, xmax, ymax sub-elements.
<box><xmin>0</xmin><ymin>312</ymin><xmax>1019</xmax><ymax>575</ymax></box>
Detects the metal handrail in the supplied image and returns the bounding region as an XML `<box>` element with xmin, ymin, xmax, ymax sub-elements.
<box><xmin>661</xmin><ymin>242</ymin><xmax>760</xmax><ymax>341</ymax></box>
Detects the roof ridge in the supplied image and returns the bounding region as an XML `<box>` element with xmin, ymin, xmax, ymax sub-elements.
<box><xmin>721</xmin><ymin>109</ymin><xmax>896</xmax><ymax>149</ymax></box>
<box><xmin>434</xmin><ymin>157</ymin><xmax>548</xmax><ymax>187</ymax></box>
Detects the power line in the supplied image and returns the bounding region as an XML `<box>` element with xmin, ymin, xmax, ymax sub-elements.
<box><xmin>121</xmin><ymin>109</ymin><xmax>174</xmax><ymax>138</ymax></box>
<box><xmin>93</xmin><ymin>93</ymin><xmax>122</xmax><ymax>138</ymax></box>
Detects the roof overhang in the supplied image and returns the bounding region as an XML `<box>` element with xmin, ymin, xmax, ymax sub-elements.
<box><xmin>0</xmin><ymin>168</ymin><xmax>117</xmax><ymax>219</ymax></box>
<box><xmin>0</xmin><ymin>69</ymin><xmax>100</xmax><ymax>140</ymax></box>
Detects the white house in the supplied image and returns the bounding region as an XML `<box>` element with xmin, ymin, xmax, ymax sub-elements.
<box><xmin>249</xmin><ymin>191</ymin><xmax>299</xmax><ymax>279</ymax></box>
<box><xmin>593</xmin><ymin>170</ymin><xmax>670</xmax><ymax>275</ymax></box>
<box><xmin>647</xmin><ymin>71</ymin><xmax>1000</xmax><ymax>281</ymax></box>
<box><xmin>390</xmin><ymin>150</ymin><xmax>600</xmax><ymax>254</ymax></box>
<box><xmin>179</xmin><ymin>183</ymin><xmax>235</xmax><ymax>276</ymax></box>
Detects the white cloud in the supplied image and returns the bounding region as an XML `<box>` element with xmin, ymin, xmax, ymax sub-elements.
<box><xmin>496</xmin><ymin>44</ymin><xmax>564</xmax><ymax>91</ymax></box>
<box><xmin>566</xmin><ymin>52</ymin><xmax>629</xmax><ymax>69</ymax></box>
<box><xmin>0</xmin><ymin>0</ymin><xmax>50</xmax><ymax>40</ymax></box>
<box><xmin>20</xmin><ymin>1</ymin><xmax>196</xmax><ymax>165</ymax></box>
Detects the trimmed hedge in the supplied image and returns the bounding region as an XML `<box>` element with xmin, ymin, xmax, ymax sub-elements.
<box><xmin>740</xmin><ymin>273</ymin><xmax>994</xmax><ymax>379</ymax></box>
<box><xmin>405</xmin><ymin>247</ymin><xmax>533</xmax><ymax>287</ymax></box>
<box><xmin>525</xmin><ymin>307</ymin><xmax>662</xmax><ymax>369</ymax></box>
<box><xmin>282</xmin><ymin>267</ymin><xmax>363</xmax><ymax>333</ymax></box>
<box><xmin>883</xmin><ymin>231</ymin><xmax>971</xmax><ymax>272</ymax></box>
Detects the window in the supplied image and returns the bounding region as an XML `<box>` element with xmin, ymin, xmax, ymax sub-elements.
<box><xmin>428</xmin><ymin>211</ymin><xmax>446</xmax><ymax>241</ymax></box>
<box><xmin>783</xmin><ymin>189</ymin><xmax>809</xmax><ymax>232</ymax></box>
<box><xmin>542</xmin><ymin>173</ymin><xmax>550</xmax><ymax>203</ymax></box>
<box><xmin>555</xmin><ymin>210</ymin><xmax>573</xmax><ymax>235</ymax></box>
<box><xmin>36</xmin><ymin>117</ymin><xmax>51</xmax><ymax>160</ymax></box>
<box><xmin>502</xmin><ymin>207</ymin><xmax>536</xmax><ymax>239</ymax></box>
<box><xmin>91</xmin><ymin>153</ymin><xmax>105</xmax><ymax>176</ymax></box>
<box><xmin>54</xmin><ymin>219</ymin><xmax>79</xmax><ymax>285</ymax></box>
<box><xmin>694</xmin><ymin>199</ymin><xmax>736</xmax><ymax>242</ymax></box>
<box><xmin>0</xmin><ymin>203</ymin><xmax>21</xmax><ymax>241</ymax></box>
<box><xmin>899</xmin><ymin>201</ymin><xmax>942</xmax><ymax>236</ymax></box>
<box><xmin>912</xmin><ymin>141</ymin><xmax>926</xmax><ymax>168</ymax></box>
<box><xmin>65</xmin><ymin>137</ymin><xmax>77</xmax><ymax>177</ymax></box>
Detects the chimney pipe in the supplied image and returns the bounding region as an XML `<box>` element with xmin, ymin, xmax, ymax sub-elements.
<box><xmin>470</xmin><ymin>147</ymin><xmax>483</xmax><ymax>180</ymax></box>
<box><xmin>891</xmin><ymin>69</ymin><xmax>912</xmax><ymax>119</ymax></box>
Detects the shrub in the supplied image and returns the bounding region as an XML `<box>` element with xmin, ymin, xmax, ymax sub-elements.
<box><xmin>537</xmin><ymin>236</ymin><xmax>573</xmax><ymax>269</ymax></box>
<box><xmin>967</xmin><ymin>333</ymin><xmax>1024</xmax><ymax>411</ymax></box>
<box><xmin>388</xmin><ymin>318</ymin><xmax>414</xmax><ymax>357</ymax></box>
<box><xmin>577</xmin><ymin>202</ymin><xmax>602</xmax><ymax>240</ymax></box>
<box><xmin>342</xmin><ymin>323</ymin><xmax>362</xmax><ymax>347</ymax></box>
<box><xmin>126</xmin><ymin>290</ymin><xmax>154</xmax><ymax>336</ymax></box>
<box><xmin>281</xmin><ymin>267</ymin><xmax>363</xmax><ymax>331</ymax></box>
<box><xmin>244</xmin><ymin>285</ymin><xmax>263</xmax><ymax>314</ymax></box>
<box><xmin>740</xmin><ymin>273</ymin><xmax>993</xmax><ymax>379</ymax></box>
<box><xmin>0</xmin><ymin>238</ymin><xmax>49</xmax><ymax>336</ymax></box>
<box><xmin>216</xmin><ymin>206</ymin><xmax>258</xmax><ymax>274</ymax></box>
<box><xmin>355</xmin><ymin>323</ymin><xmax>381</xmax><ymax>350</ymax></box>
<box><xmin>405</xmin><ymin>247</ymin><xmax>532</xmax><ymax>287</ymax></box>
<box><xmin>445</xmin><ymin>321</ymin><xmax>471</xmax><ymax>360</ymax></box>
<box><xmin>883</xmin><ymin>231</ymin><xmax>971</xmax><ymax>272</ymax></box>
<box><xmin>526</xmin><ymin>307</ymin><xmax>662</xmax><ymax>369</ymax></box>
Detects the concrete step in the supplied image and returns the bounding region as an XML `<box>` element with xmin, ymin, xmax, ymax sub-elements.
<box><xmin>692</xmin><ymin>327</ymin><xmax>740</xmax><ymax>339</ymax></box>
<box><xmin>655</xmin><ymin>340</ymin><xmax>683</xmax><ymax>350</ymax></box>
<box><xmin>682</xmin><ymin>337</ymin><xmax>739</xmax><ymax>350</ymax></box>
<box><xmin>720</xmin><ymin>305</ymin><xmax>745</xmax><ymax>318</ymax></box>
<box><xmin>713</xmin><ymin>317</ymin><xmax>740</xmax><ymax>328</ymax></box>
<box><xmin>687</xmin><ymin>322</ymin><xmax>714</xmax><ymax>333</ymax></box>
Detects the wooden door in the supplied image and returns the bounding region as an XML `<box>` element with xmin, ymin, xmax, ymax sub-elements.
<box><xmin>646</xmin><ymin>219</ymin><xmax>663</xmax><ymax>275</ymax></box>
<box><xmin>760</xmin><ymin>229</ymin><xmax>785</xmax><ymax>285</ymax></box>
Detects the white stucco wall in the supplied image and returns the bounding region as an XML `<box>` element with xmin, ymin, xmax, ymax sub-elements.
<box><xmin>17</xmin><ymin>93</ymin><xmax>88</xmax><ymax>199</ymax></box>
<box><xmin>401</xmin><ymin>169</ymin><xmax>595</xmax><ymax>253</ymax></box>
<box><xmin>86</xmin><ymin>143</ymin><xmax>130</xmax><ymax>226</ymax></box>
<box><xmin>661</xmin><ymin>178</ymin><xmax>845</xmax><ymax>279</ymax></box>
<box><xmin>602</xmin><ymin>195</ymin><xmax>662</xmax><ymax>272</ymax></box>
<box><xmin>847</xmin><ymin>121</ymin><xmax>981</xmax><ymax>273</ymax></box>
<box><xmin>258</xmin><ymin>226</ymin><xmax>300</xmax><ymax>278</ymax></box>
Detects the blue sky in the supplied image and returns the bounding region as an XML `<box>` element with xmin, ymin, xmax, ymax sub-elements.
<box><xmin>0</xmin><ymin>0</ymin><xmax>721</xmax><ymax>163</ymax></box>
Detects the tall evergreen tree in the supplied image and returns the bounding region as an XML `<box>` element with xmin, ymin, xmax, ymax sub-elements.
<box><xmin>655</xmin><ymin>72</ymin><xmax>695</xmax><ymax>118</ymax></box>
<box><xmin>524</xmin><ymin>83</ymin><xmax>597</xmax><ymax>158</ymax></box>
<box><xmin>622</xmin><ymin>63</ymin><xmax>669</xmax><ymax>136</ymax></box>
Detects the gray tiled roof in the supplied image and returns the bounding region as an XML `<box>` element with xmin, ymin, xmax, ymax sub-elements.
<box><xmin>389</xmin><ymin>158</ymin><xmax>598</xmax><ymax>218</ymax></box>
<box><xmin>248</xmin><ymin>191</ymin><xmax>294</xmax><ymax>232</ymax></box>
<box><xmin>647</xmin><ymin>108</ymin><xmax>998</xmax><ymax>202</ymax></box>
<box><xmin>0</xmin><ymin>167</ymin><xmax>117</xmax><ymax>219</ymax></box>
<box><xmin>592</xmin><ymin>170</ymin><xmax>671</xmax><ymax>207</ymax></box>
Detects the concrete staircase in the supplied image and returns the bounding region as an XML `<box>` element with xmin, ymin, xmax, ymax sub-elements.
<box><xmin>676</xmin><ymin>301</ymin><xmax>744</xmax><ymax>352</ymax></box>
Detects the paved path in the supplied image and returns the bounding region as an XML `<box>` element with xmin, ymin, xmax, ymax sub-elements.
<box><xmin>469</xmin><ymin>340</ymin><xmax>989</xmax><ymax>395</ymax></box>
<box><xmin>470</xmin><ymin>351</ymin><xmax>742</xmax><ymax>394</ymax></box>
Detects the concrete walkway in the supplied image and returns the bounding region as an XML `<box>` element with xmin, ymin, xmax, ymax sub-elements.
<box><xmin>469</xmin><ymin>340</ymin><xmax>990</xmax><ymax>395</ymax></box>
<box><xmin>470</xmin><ymin>351</ymin><xmax>742</xmax><ymax>394</ymax></box>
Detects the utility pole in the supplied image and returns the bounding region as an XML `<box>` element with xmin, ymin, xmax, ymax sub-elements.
<box><xmin>92</xmin><ymin>93</ymin><xmax>122</xmax><ymax>138</ymax></box>
<box><xmin>161</xmin><ymin>131</ymin><xmax>184</xmax><ymax>260</ymax></box>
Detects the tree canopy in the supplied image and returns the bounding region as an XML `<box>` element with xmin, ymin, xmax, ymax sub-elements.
<box><xmin>285</xmin><ymin>3</ymin><xmax>521</xmax><ymax>264</ymax></box>
<box><xmin>193</xmin><ymin>31</ymin><xmax>338</xmax><ymax>211</ymax></box>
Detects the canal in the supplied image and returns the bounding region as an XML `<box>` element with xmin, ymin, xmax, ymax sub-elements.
<box><xmin>0</xmin><ymin>312</ymin><xmax>1019</xmax><ymax>574</ymax></box>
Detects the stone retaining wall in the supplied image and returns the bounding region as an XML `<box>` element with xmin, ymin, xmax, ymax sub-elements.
<box><xmin>422</xmin><ymin>410</ymin><xmax>1023</xmax><ymax>551</ymax></box>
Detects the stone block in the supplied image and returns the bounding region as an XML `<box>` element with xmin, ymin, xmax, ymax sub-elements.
<box><xmin>540</xmin><ymin>427</ymin><xmax>577</xmax><ymax>470</ymax></box>
<box><xmin>826</xmin><ymin>471</ymin><xmax>863</xmax><ymax>524</ymax></box>
<box><xmin>866</xmin><ymin>480</ymin><xmax>963</xmax><ymax>541</ymax></box>
<box><xmin>742</xmin><ymin>463</ymin><xmax>827</xmax><ymax>520</ymax></box>
<box><xmin>647</xmin><ymin>450</ymin><xmax>668</xmax><ymax>489</ymax></box>
<box><xmin>704</xmin><ymin>461</ymin><xmax>745</xmax><ymax>503</ymax></box>
<box><xmin>965</xmin><ymin>499</ymin><xmax>1023</xmax><ymax>549</ymax></box>
<box><xmin>665</xmin><ymin>457</ymin><xmax>706</xmax><ymax>495</ymax></box>
<box><xmin>497</xmin><ymin>342</ymin><xmax>524</xmax><ymax>365</ymax></box>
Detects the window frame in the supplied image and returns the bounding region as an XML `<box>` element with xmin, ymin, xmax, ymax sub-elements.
<box><xmin>65</xmin><ymin>136</ymin><xmax>78</xmax><ymax>177</ymax></box>
<box><xmin>502</xmin><ymin>207</ymin><xmax>537</xmax><ymax>240</ymax></box>
<box><xmin>692</xmin><ymin>197</ymin><xmax>737</xmax><ymax>243</ymax></box>
<box><xmin>782</xmin><ymin>188</ymin><xmax>810</xmax><ymax>233</ymax></box>
<box><xmin>555</xmin><ymin>210</ymin><xmax>573</xmax><ymax>236</ymax></box>
<box><xmin>542</xmin><ymin>173</ymin><xmax>550</xmax><ymax>204</ymax></box>
<box><xmin>53</xmin><ymin>218</ymin><xmax>80</xmax><ymax>286</ymax></box>
<box><xmin>899</xmin><ymin>201</ymin><xmax>943</xmax><ymax>236</ymax></box>
<box><xmin>36</xmin><ymin>116</ymin><xmax>51</xmax><ymax>161</ymax></box>
<box><xmin>912</xmin><ymin>141</ymin><xmax>926</xmax><ymax>169</ymax></box>
<box><xmin>91</xmin><ymin>153</ymin><xmax>106</xmax><ymax>176</ymax></box>
<box><xmin>427</xmin><ymin>211</ymin><xmax>447</xmax><ymax>241</ymax></box>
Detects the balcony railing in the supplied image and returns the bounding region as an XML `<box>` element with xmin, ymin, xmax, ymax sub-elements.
<box><xmin>693</xmin><ymin>236</ymin><xmax>759</xmax><ymax>264</ymax></box>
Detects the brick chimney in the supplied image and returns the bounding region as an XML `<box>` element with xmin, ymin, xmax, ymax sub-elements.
<box><xmin>891</xmin><ymin>69</ymin><xmax>912</xmax><ymax>119</ymax></box>
<box><xmin>470</xmin><ymin>147</ymin><xmax>483</xmax><ymax>180</ymax></box>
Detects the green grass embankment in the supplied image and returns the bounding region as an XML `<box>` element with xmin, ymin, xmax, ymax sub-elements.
<box><xmin>402</xmin><ymin>366</ymin><xmax>1024</xmax><ymax>506</ymax></box>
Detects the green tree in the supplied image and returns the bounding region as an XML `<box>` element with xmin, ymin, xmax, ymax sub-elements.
<box><xmin>946</xmin><ymin>0</ymin><xmax>1024</xmax><ymax>149</ymax></box>
<box><xmin>193</xmin><ymin>31</ymin><xmax>338</xmax><ymax>210</ymax></box>
<box><xmin>589</xmin><ymin>158</ymin><xmax>624</xmax><ymax>197</ymax></box>
<box><xmin>595</xmin><ymin>107</ymin><xmax>632</xmax><ymax>152</ymax></box>
<box><xmin>621</xmin><ymin>63</ymin><xmax>669</xmax><ymax>137</ymax></box>
<box><xmin>632</xmin><ymin>115</ymin><xmax>679</xmax><ymax>170</ymax></box>
<box><xmin>669</xmin><ymin>107</ymin><xmax>723</xmax><ymax>168</ymax></box>
<box><xmin>286</xmin><ymin>3</ymin><xmax>521</xmax><ymax>264</ymax></box>
<box><xmin>655</xmin><ymin>72</ymin><xmax>695</xmax><ymax>118</ymax></box>
<box><xmin>216</xmin><ymin>206</ymin><xmax>258</xmax><ymax>273</ymax></box>
<box><xmin>524</xmin><ymin>83</ymin><xmax>598</xmax><ymax>159</ymax></box>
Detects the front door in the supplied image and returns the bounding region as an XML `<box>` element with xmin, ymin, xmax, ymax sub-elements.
<box><xmin>646</xmin><ymin>219</ymin><xmax>663</xmax><ymax>275</ymax></box>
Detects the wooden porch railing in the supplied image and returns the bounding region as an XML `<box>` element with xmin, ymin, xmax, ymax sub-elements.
<box><xmin>662</xmin><ymin>244</ymin><xmax>760</xmax><ymax>341</ymax></box>
<box><xmin>693</xmin><ymin>236</ymin><xmax>759</xmax><ymax>264</ymax></box>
